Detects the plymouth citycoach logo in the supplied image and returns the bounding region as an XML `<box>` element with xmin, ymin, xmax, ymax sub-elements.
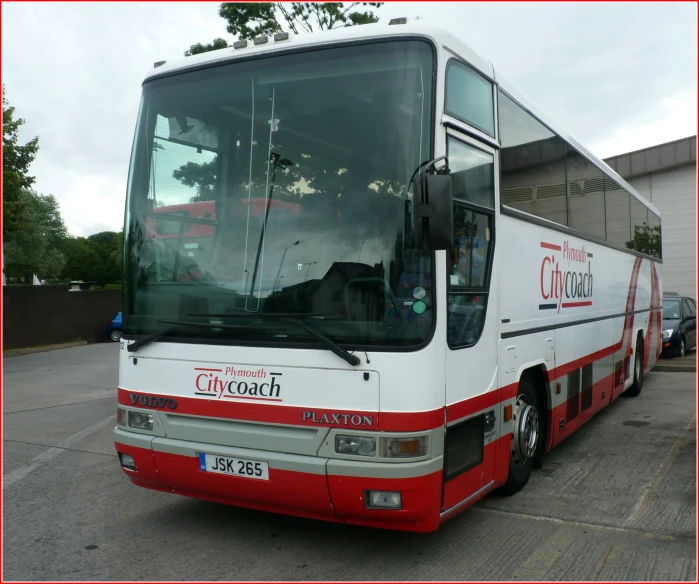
<box><xmin>194</xmin><ymin>366</ymin><xmax>283</xmax><ymax>402</ymax></box>
<box><xmin>540</xmin><ymin>240</ymin><xmax>594</xmax><ymax>313</ymax></box>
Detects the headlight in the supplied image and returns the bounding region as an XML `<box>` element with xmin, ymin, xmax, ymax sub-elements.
<box><xmin>116</xmin><ymin>407</ymin><xmax>127</xmax><ymax>426</ymax></box>
<box><xmin>380</xmin><ymin>436</ymin><xmax>428</xmax><ymax>458</ymax></box>
<box><xmin>128</xmin><ymin>412</ymin><xmax>153</xmax><ymax>431</ymax></box>
<box><xmin>663</xmin><ymin>329</ymin><xmax>674</xmax><ymax>339</ymax></box>
<box><xmin>335</xmin><ymin>435</ymin><xmax>376</xmax><ymax>456</ymax></box>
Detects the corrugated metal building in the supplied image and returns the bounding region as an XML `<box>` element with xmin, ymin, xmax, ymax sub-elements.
<box><xmin>604</xmin><ymin>136</ymin><xmax>697</xmax><ymax>298</ymax></box>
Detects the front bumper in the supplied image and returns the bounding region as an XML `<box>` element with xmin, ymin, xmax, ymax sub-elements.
<box><xmin>114</xmin><ymin>427</ymin><xmax>443</xmax><ymax>532</ymax></box>
<box><xmin>660</xmin><ymin>334</ymin><xmax>681</xmax><ymax>356</ymax></box>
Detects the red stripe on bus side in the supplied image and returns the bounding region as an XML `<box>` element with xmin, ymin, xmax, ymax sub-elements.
<box><xmin>540</xmin><ymin>242</ymin><xmax>562</xmax><ymax>251</ymax></box>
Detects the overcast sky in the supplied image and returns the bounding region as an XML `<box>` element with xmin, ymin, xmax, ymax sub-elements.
<box><xmin>2</xmin><ymin>2</ymin><xmax>696</xmax><ymax>237</ymax></box>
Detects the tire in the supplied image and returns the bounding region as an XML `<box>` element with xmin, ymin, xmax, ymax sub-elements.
<box><xmin>110</xmin><ymin>329</ymin><xmax>122</xmax><ymax>342</ymax></box>
<box><xmin>625</xmin><ymin>335</ymin><xmax>644</xmax><ymax>397</ymax></box>
<box><xmin>679</xmin><ymin>336</ymin><xmax>686</xmax><ymax>358</ymax></box>
<box><xmin>495</xmin><ymin>375</ymin><xmax>544</xmax><ymax>496</ymax></box>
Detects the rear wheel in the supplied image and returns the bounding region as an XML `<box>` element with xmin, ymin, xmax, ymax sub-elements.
<box><xmin>110</xmin><ymin>329</ymin><xmax>122</xmax><ymax>342</ymax></box>
<box><xmin>496</xmin><ymin>375</ymin><xmax>543</xmax><ymax>496</ymax></box>
<box><xmin>625</xmin><ymin>334</ymin><xmax>644</xmax><ymax>397</ymax></box>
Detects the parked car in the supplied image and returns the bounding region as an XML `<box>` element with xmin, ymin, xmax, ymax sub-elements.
<box><xmin>106</xmin><ymin>312</ymin><xmax>123</xmax><ymax>342</ymax></box>
<box><xmin>661</xmin><ymin>293</ymin><xmax>696</xmax><ymax>358</ymax></box>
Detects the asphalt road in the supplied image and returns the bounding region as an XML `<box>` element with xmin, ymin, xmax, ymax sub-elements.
<box><xmin>3</xmin><ymin>344</ymin><xmax>696</xmax><ymax>581</ymax></box>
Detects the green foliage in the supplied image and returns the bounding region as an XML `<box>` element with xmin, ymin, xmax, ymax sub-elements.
<box><xmin>626</xmin><ymin>224</ymin><xmax>662</xmax><ymax>259</ymax></box>
<box><xmin>3</xmin><ymin>190</ymin><xmax>67</xmax><ymax>282</ymax></box>
<box><xmin>184</xmin><ymin>38</ymin><xmax>229</xmax><ymax>57</ymax></box>
<box><xmin>60</xmin><ymin>230</ymin><xmax>123</xmax><ymax>286</ymax></box>
<box><xmin>186</xmin><ymin>2</ymin><xmax>383</xmax><ymax>56</ymax></box>
<box><xmin>3</xmin><ymin>86</ymin><xmax>40</xmax><ymax>241</ymax></box>
<box><xmin>172</xmin><ymin>158</ymin><xmax>218</xmax><ymax>201</ymax></box>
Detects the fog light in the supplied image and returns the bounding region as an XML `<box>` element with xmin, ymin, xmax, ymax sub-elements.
<box><xmin>119</xmin><ymin>452</ymin><xmax>136</xmax><ymax>471</ymax></box>
<box><xmin>116</xmin><ymin>407</ymin><xmax>127</xmax><ymax>426</ymax></box>
<box><xmin>128</xmin><ymin>412</ymin><xmax>153</xmax><ymax>431</ymax></box>
<box><xmin>335</xmin><ymin>435</ymin><xmax>375</xmax><ymax>456</ymax></box>
<box><xmin>381</xmin><ymin>436</ymin><xmax>427</xmax><ymax>458</ymax></box>
<box><xmin>366</xmin><ymin>490</ymin><xmax>402</xmax><ymax>509</ymax></box>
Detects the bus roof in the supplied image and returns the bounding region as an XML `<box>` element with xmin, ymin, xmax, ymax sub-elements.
<box><xmin>144</xmin><ymin>19</ymin><xmax>660</xmax><ymax>218</ymax></box>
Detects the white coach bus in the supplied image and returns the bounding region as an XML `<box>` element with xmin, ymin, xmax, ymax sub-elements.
<box><xmin>114</xmin><ymin>18</ymin><xmax>662</xmax><ymax>532</ymax></box>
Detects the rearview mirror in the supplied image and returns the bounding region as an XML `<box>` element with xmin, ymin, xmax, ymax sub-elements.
<box><xmin>412</xmin><ymin>174</ymin><xmax>453</xmax><ymax>250</ymax></box>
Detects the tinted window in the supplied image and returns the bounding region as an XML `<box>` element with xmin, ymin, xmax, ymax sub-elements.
<box><xmin>628</xmin><ymin>195</ymin><xmax>649</xmax><ymax>254</ymax></box>
<box><xmin>447</xmin><ymin>143</ymin><xmax>494</xmax><ymax>348</ymax></box>
<box><xmin>682</xmin><ymin>299</ymin><xmax>692</xmax><ymax>318</ymax></box>
<box><xmin>449</xmin><ymin>138</ymin><xmax>494</xmax><ymax>208</ymax></box>
<box><xmin>566</xmin><ymin>144</ymin><xmax>606</xmax><ymax>239</ymax></box>
<box><xmin>450</xmin><ymin>206</ymin><xmax>491</xmax><ymax>288</ymax></box>
<box><xmin>687</xmin><ymin>299</ymin><xmax>696</xmax><ymax>315</ymax></box>
<box><xmin>647</xmin><ymin>210</ymin><xmax>662</xmax><ymax>259</ymax></box>
<box><xmin>499</xmin><ymin>91</ymin><xmax>567</xmax><ymax>226</ymax></box>
<box><xmin>604</xmin><ymin>177</ymin><xmax>630</xmax><ymax>248</ymax></box>
<box><xmin>446</xmin><ymin>61</ymin><xmax>495</xmax><ymax>137</ymax></box>
<box><xmin>663</xmin><ymin>298</ymin><xmax>681</xmax><ymax>319</ymax></box>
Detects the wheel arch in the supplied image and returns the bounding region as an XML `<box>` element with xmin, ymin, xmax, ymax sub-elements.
<box><xmin>515</xmin><ymin>362</ymin><xmax>552</xmax><ymax>454</ymax></box>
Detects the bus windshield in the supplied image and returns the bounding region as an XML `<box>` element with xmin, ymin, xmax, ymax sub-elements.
<box><xmin>123</xmin><ymin>40</ymin><xmax>435</xmax><ymax>349</ymax></box>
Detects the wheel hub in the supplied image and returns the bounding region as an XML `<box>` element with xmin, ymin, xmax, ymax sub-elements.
<box><xmin>511</xmin><ymin>396</ymin><xmax>538</xmax><ymax>466</ymax></box>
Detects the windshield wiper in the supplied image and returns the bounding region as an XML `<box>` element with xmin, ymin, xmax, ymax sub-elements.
<box><xmin>126</xmin><ymin>320</ymin><xmax>251</xmax><ymax>353</ymax></box>
<box><xmin>186</xmin><ymin>312</ymin><xmax>360</xmax><ymax>367</ymax></box>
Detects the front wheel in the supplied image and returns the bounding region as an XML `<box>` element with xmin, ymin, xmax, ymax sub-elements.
<box><xmin>496</xmin><ymin>375</ymin><xmax>543</xmax><ymax>496</ymax></box>
<box><xmin>679</xmin><ymin>336</ymin><xmax>686</xmax><ymax>358</ymax></box>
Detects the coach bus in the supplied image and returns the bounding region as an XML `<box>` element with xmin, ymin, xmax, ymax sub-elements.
<box><xmin>114</xmin><ymin>19</ymin><xmax>663</xmax><ymax>532</ymax></box>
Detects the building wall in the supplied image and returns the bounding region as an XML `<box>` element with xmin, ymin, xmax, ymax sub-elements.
<box><xmin>626</xmin><ymin>165</ymin><xmax>696</xmax><ymax>298</ymax></box>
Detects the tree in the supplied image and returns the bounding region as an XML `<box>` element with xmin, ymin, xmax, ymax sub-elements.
<box><xmin>59</xmin><ymin>237</ymin><xmax>98</xmax><ymax>282</ymax></box>
<box><xmin>3</xmin><ymin>86</ymin><xmax>40</xmax><ymax>241</ymax></box>
<box><xmin>172</xmin><ymin>158</ymin><xmax>218</xmax><ymax>202</ymax></box>
<box><xmin>184</xmin><ymin>38</ymin><xmax>230</xmax><ymax>57</ymax></box>
<box><xmin>58</xmin><ymin>230</ymin><xmax>123</xmax><ymax>286</ymax></box>
<box><xmin>627</xmin><ymin>224</ymin><xmax>662</xmax><ymax>259</ymax></box>
<box><xmin>3</xmin><ymin>190</ymin><xmax>67</xmax><ymax>283</ymax></box>
<box><xmin>185</xmin><ymin>2</ymin><xmax>383</xmax><ymax>56</ymax></box>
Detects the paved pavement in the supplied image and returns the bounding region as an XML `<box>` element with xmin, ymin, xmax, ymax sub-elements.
<box><xmin>654</xmin><ymin>349</ymin><xmax>697</xmax><ymax>373</ymax></box>
<box><xmin>3</xmin><ymin>344</ymin><xmax>696</xmax><ymax>581</ymax></box>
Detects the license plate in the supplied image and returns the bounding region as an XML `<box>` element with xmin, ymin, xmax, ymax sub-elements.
<box><xmin>198</xmin><ymin>453</ymin><xmax>269</xmax><ymax>480</ymax></box>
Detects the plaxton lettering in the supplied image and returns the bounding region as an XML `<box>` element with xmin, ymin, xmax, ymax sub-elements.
<box><xmin>302</xmin><ymin>411</ymin><xmax>374</xmax><ymax>427</ymax></box>
<box><xmin>128</xmin><ymin>393</ymin><xmax>178</xmax><ymax>410</ymax></box>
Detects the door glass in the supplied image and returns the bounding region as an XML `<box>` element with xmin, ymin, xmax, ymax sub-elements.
<box><xmin>449</xmin><ymin>207</ymin><xmax>491</xmax><ymax>288</ymax></box>
<box><xmin>446</xmin><ymin>140</ymin><xmax>494</xmax><ymax>348</ymax></box>
<box><xmin>448</xmin><ymin>137</ymin><xmax>494</xmax><ymax>208</ymax></box>
<box><xmin>682</xmin><ymin>299</ymin><xmax>692</xmax><ymax>318</ymax></box>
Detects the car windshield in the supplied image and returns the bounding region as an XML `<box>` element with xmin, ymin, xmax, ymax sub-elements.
<box><xmin>123</xmin><ymin>40</ymin><xmax>435</xmax><ymax>348</ymax></box>
<box><xmin>662</xmin><ymin>298</ymin><xmax>681</xmax><ymax>319</ymax></box>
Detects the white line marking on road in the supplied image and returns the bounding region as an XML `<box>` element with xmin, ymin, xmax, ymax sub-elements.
<box><xmin>3</xmin><ymin>415</ymin><xmax>115</xmax><ymax>488</ymax></box>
